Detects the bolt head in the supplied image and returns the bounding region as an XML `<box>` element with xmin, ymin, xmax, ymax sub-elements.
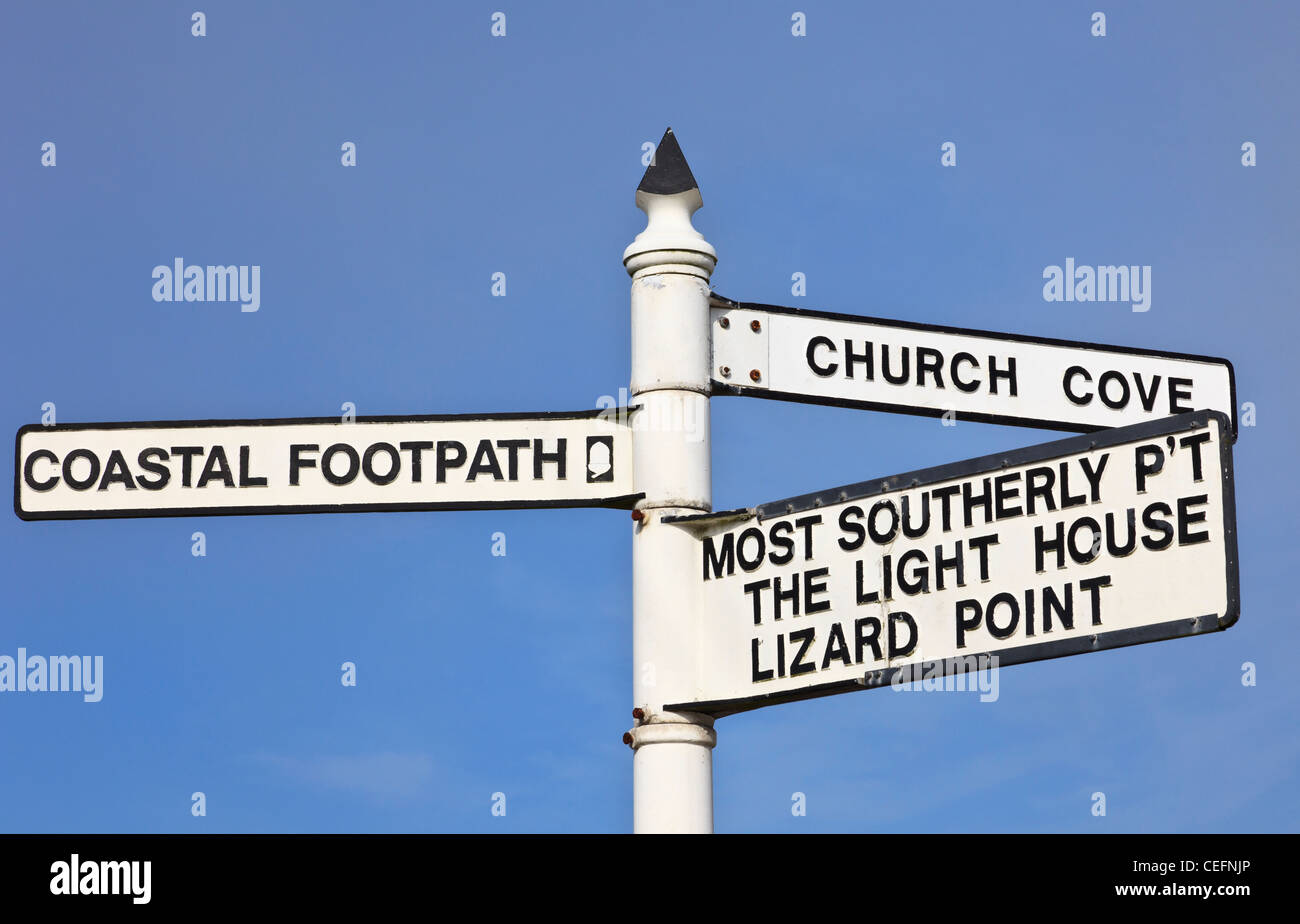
<box><xmin>720</xmin><ymin>365</ymin><xmax>731</xmax><ymax>378</ymax></box>
<box><xmin>632</xmin><ymin>707</ymin><xmax>645</xmax><ymax>720</ymax></box>
<box><xmin>750</xmin><ymin>319</ymin><xmax>762</xmax><ymax>332</ymax></box>
<box><xmin>718</xmin><ymin>317</ymin><xmax>730</xmax><ymax>329</ymax></box>
<box><xmin>622</xmin><ymin>732</ymin><xmax>634</xmax><ymax>746</ymax></box>
<box><xmin>749</xmin><ymin>369</ymin><xmax>761</xmax><ymax>383</ymax></box>
<box><xmin>631</xmin><ymin>509</ymin><xmax>645</xmax><ymax>522</ymax></box>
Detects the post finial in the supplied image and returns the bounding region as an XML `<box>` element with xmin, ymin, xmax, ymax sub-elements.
<box><xmin>624</xmin><ymin>128</ymin><xmax>716</xmax><ymax>280</ymax></box>
<box><xmin>637</xmin><ymin>127</ymin><xmax>699</xmax><ymax>199</ymax></box>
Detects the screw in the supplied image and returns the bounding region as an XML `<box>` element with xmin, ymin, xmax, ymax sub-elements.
<box><xmin>622</xmin><ymin>732</ymin><xmax>634</xmax><ymax>746</ymax></box>
<box><xmin>719</xmin><ymin>365</ymin><xmax>731</xmax><ymax>378</ymax></box>
<box><xmin>718</xmin><ymin>317</ymin><xmax>730</xmax><ymax>329</ymax></box>
<box><xmin>632</xmin><ymin>707</ymin><xmax>645</xmax><ymax>720</ymax></box>
<box><xmin>750</xmin><ymin>319</ymin><xmax>761</xmax><ymax>332</ymax></box>
<box><xmin>749</xmin><ymin>369</ymin><xmax>761</xmax><ymax>382</ymax></box>
<box><xmin>631</xmin><ymin>509</ymin><xmax>645</xmax><ymax>522</ymax></box>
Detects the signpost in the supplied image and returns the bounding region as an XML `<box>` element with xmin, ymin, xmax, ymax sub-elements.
<box><xmin>11</xmin><ymin>128</ymin><xmax>1243</xmax><ymax>834</ymax></box>
<box><xmin>710</xmin><ymin>299</ymin><xmax>1237</xmax><ymax>437</ymax></box>
<box><xmin>662</xmin><ymin>410</ymin><xmax>1238</xmax><ymax>716</ymax></box>
<box><xmin>15</xmin><ymin>411</ymin><xmax>638</xmax><ymax>519</ymax></box>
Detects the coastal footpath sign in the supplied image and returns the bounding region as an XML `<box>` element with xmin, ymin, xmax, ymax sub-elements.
<box><xmin>15</xmin><ymin>411</ymin><xmax>637</xmax><ymax>519</ymax></box>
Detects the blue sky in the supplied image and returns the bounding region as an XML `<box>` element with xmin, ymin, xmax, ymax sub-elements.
<box><xmin>1</xmin><ymin>1</ymin><xmax>1296</xmax><ymax>832</ymax></box>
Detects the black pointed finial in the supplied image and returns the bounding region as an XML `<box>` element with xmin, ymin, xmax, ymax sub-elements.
<box><xmin>624</xmin><ymin>127</ymin><xmax>714</xmax><ymax>275</ymax></box>
<box><xmin>637</xmin><ymin>127</ymin><xmax>699</xmax><ymax>196</ymax></box>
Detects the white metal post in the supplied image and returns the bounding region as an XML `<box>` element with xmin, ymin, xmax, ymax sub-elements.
<box><xmin>623</xmin><ymin>129</ymin><xmax>718</xmax><ymax>834</ymax></box>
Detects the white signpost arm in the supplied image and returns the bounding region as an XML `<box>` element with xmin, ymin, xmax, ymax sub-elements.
<box><xmin>623</xmin><ymin>129</ymin><xmax>718</xmax><ymax>833</ymax></box>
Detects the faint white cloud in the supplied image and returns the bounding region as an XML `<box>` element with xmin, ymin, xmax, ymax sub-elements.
<box><xmin>255</xmin><ymin>751</ymin><xmax>434</xmax><ymax>802</ymax></box>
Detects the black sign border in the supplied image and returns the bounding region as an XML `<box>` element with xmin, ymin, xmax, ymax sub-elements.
<box><xmin>709</xmin><ymin>299</ymin><xmax>1239</xmax><ymax>440</ymax></box>
<box><xmin>14</xmin><ymin>408</ymin><xmax>642</xmax><ymax>520</ymax></box>
<box><xmin>666</xmin><ymin>410</ymin><xmax>1240</xmax><ymax>718</ymax></box>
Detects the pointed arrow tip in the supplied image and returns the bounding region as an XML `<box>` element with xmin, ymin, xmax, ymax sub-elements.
<box><xmin>637</xmin><ymin>127</ymin><xmax>699</xmax><ymax>196</ymax></box>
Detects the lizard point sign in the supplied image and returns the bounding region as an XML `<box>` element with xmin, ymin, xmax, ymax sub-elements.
<box><xmin>666</xmin><ymin>410</ymin><xmax>1238</xmax><ymax>717</ymax></box>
